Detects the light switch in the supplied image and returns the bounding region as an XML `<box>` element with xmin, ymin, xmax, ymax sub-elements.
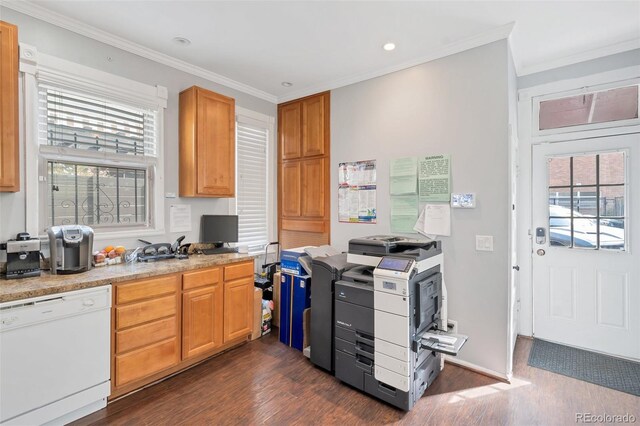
<box><xmin>475</xmin><ymin>235</ymin><xmax>494</xmax><ymax>252</ymax></box>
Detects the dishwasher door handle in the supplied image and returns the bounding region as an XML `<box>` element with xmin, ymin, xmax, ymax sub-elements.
<box><xmin>34</xmin><ymin>297</ymin><xmax>64</xmax><ymax>306</ymax></box>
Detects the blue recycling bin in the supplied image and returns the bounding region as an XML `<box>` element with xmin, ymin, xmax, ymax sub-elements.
<box><xmin>279</xmin><ymin>273</ymin><xmax>311</xmax><ymax>351</ymax></box>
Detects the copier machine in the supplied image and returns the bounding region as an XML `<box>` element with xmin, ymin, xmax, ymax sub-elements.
<box><xmin>332</xmin><ymin>235</ymin><xmax>467</xmax><ymax>411</ymax></box>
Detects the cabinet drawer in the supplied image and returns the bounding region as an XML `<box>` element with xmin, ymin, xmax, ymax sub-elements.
<box><xmin>116</xmin><ymin>317</ymin><xmax>177</xmax><ymax>354</ymax></box>
<box><xmin>115</xmin><ymin>338</ymin><xmax>179</xmax><ymax>387</ymax></box>
<box><xmin>116</xmin><ymin>295</ymin><xmax>176</xmax><ymax>329</ymax></box>
<box><xmin>183</xmin><ymin>267</ymin><xmax>220</xmax><ymax>291</ymax></box>
<box><xmin>224</xmin><ymin>262</ymin><xmax>253</xmax><ymax>281</ymax></box>
<box><xmin>116</xmin><ymin>275</ymin><xmax>178</xmax><ymax>304</ymax></box>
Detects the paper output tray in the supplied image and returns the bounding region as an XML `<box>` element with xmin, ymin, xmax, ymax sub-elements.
<box><xmin>419</xmin><ymin>331</ymin><xmax>468</xmax><ymax>356</ymax></box>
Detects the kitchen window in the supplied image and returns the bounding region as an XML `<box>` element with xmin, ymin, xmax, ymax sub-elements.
<box><xmin>39</xmin><ymin>86</ymin><xmax>157</xmax><ymax>229</ymax></box>
<box><xmin>22</xmin><ymin>51</ymin><xmax>167</xmax><ymax>238</ymax></box>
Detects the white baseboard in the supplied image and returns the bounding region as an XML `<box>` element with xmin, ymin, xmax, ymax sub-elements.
<box><xmin>444</xmin><ymin>356</ymin><xmax>511</xmax><ymax>383</ymax></box>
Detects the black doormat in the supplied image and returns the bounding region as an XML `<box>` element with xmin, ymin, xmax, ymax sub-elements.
<box><xmin>528</xmin><ymin>339</ymin><xmax>640</xmax><ymax>396</ymax></box>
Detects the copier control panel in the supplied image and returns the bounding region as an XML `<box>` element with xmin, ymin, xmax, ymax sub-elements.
<box><xmin>374</xmin><ymin>257</ymin><xmax>414</xmax><ymax>297</ymax></box>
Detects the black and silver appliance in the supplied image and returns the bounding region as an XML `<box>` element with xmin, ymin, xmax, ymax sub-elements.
<box><xmin>47</xmin><ymin>225</ymin><xmax>94</xmax><ymax>275</ymax></box>
<box><xmin>2</xmin><ymin>233</ymin><xmax>41</xmax><ymax>279</ymax></box>
<box><xmin>310</xmin><ymin>254</ymin><xmax>354</xmax><ymax>372</ymax></box>
<box><xmin>329</xmin><ymin>235</ymin><xmax>467</xmax><ymax>411</ymax></box>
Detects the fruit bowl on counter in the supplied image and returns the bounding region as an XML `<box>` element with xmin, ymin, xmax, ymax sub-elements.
<box><xmin>93</xmin><ymin>245</ymin><xmax>126</xmax><ymax>267</ymax></box>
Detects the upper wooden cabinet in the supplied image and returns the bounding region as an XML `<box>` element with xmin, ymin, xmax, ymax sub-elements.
<box><xmin>279</xmin><ymin>92</ymin><xmax>329</xmax><ymax>161</ymax></box>
<box><xmin>0</xmin><ymin>21</ymin><xmax>19</xmax><ymax>192</ymax></box>
<box><xmin>301</xmin><ymin>95</ymin><xmax>327</xmax><ymax>157</ymax></box>
<box><xmin>179</xmin><ymin>86</ymin><xmax>235</xmax><ymax>197</ymax></box>
<box><xmin>280</xmin><ymin>102</ymin><xmax>301</xmax><ymax>160</ymax></box>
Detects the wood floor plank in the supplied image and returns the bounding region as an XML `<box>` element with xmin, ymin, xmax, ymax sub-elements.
<box><xmin>72</xmin><ymin>334</ymin><xmax>640</xmax><ymax>426</ymax></box>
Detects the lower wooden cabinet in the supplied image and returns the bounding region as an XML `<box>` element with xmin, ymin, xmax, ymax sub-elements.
<box><xmin>115</xmin><ymin>338</ymin><xmax>180</xmax><ymax>387</ymax></box>
<box><xmin>113</xmin><ymin>275</ymin><xmax>180</xmax><ymax>391</ymax></box>
<box><xmin>182</xmin><ymin>283</ymin><xmax>223</xmax><ymax>359</ymax></box>
<box><xmin>111</xmin><ymin>260</ymin><xmax>254</xmax><ymax>399</ymax></box>
<box><xmin>223</xmin><ymin>276</ymin><xmax>253</xmax><ymax>343</ymax></box>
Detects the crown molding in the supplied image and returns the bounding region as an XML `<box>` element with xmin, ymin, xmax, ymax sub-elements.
<box><xmin>2</xmin><ymin>0</ymin><xmax>278</xmax><ymax>103</ymax></box>
<box><xmin>277</xmin><ymin>21</ymin><xmax>516</xmax><ymax>103</ymax></box>
<box><xmin>518</xmin><ymin>38</ymin><xmax>640</xmax><ymax>77</ymax></box>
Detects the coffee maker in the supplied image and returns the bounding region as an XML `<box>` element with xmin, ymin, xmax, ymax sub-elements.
<box><xmin>2</xmin><ymin>233</ymin><xmax>41</xmax><ymax>279</ymax></box>
<box><xmin>47</xmin><ymin>225</ymin><xmax>94</xmax><ymax>275</ymax></box>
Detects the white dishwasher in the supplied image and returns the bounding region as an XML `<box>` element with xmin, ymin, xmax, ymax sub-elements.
<box><xmin>0</xmin><ymin>285</ymin><xmax>111</xmax><ymax>425</ymax></box>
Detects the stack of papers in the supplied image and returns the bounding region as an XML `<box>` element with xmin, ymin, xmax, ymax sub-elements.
<box><xmin>413</xmin><ymin>204</ymin><xmax>451</xmax><ymax>237</ymax></box>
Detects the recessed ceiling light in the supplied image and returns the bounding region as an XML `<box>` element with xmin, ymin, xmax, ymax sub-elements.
<box><xmin>281</xmin><ymin>82</ymin><xmax>293</xmax><ymax>87</ymax></box>
<box><xmin>383</xmin><ymin>42</ymin><xmax>396</xmax><ymax>51</ymax></box>
<box><xmin>173</xmin><ymin>37</ymin><xmax>191</xmax><ymax>46</ymax></box>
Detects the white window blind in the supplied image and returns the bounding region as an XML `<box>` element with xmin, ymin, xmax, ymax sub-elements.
<box><xmin>38</xmin><ymin>85</ymin><xmax>157</xmax><ymax>157</ymax></box>
<box><xmin>236</xmin><ymin>120</ymin><xmax>269</xmax><ymax>251</ymax></box>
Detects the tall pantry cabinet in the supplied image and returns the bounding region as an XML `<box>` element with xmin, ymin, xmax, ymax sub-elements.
<box><xmin>278</xmin><ymin>92</ymin><xmax>330</xmax><ymax>249</ymax></box>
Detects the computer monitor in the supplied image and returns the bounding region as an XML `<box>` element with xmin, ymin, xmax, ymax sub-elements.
<box><xmin>200</xmin><ymin>215</ymin><xmax>239</xmax><ymax>248</ymax></box>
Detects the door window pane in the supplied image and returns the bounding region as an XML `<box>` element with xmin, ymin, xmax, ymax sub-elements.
<box><xmin>572</xmin><ymin>155</ymin><xmax>596</xmax><ymax>186</ymax></box>
<box><xmin>599</xmin><ymin>186</ymin><xmax>625</xmax><ymax>217</ymax></box>
<box><xmin>599</xmin><ymin>152</ymin><xmax>625</xmax><ymax>184</ymax></box>
<box><xmin>547</xmin><ymin>152</ymin><xmax>626</xmax><ymax>250</ymax></box>
<box><xmin>572</xmin><ymin>187</ymin><xmax>597</xmax><ymax>217</ymax></box>
<box><xmin>548</xmin><ymin>157</ymin><xmax>571</xmax><ymax>187</ymax></box>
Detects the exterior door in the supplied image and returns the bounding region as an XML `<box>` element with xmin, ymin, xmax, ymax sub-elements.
<box><xmin>532</xmin><ymin>133</ymin><xmax>640</xmax><ymax>360</ymax></box>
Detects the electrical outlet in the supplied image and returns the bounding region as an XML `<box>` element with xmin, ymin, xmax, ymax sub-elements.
<box><xmin>447</xmin><ymin>319</ymin><xmax>458</xmax><ymax>334</ymax></box>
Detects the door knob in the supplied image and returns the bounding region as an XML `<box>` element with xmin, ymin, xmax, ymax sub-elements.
<box><xmin>536</xmin><ymin>249</ymin><xmax>546</xmax><ymax>256</ymax></box>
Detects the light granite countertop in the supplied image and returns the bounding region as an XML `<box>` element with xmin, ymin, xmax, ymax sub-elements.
<box><xmin>0</xmin><ymin>253</ymin><xmax>256</xmax><ymax>303</ymax></box>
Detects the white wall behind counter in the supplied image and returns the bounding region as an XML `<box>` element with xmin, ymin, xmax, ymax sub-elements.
<box><xmin>330</xmin><ymin>40</ymin><xmax>512</xmax><ymax>378</ymax></box>
<box><xmin>0</xmin><ymin>8</ymin><xmax>276</xmax><ymax>249</ymax></box>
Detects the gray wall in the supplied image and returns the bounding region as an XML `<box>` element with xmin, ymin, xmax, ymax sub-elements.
<box><xmin>0</xmin><ymin>8</ymin><xmax>276</xmax><ymax>250</ymax></box>
<box><xmin>331</xmin><ymin>40</ymin><xmax>511</xmax><ymax>376</ymax></box>
<box><xmin>518</xmin><ymin>49</ymin><xmax>640</xmax><ymax>89</ymax></box>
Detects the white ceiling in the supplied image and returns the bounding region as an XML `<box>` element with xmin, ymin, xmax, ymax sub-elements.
<box><xmin>6</xmin><ymin>1</ymin><xmax>640</xmax><ymax>102</ymax></box>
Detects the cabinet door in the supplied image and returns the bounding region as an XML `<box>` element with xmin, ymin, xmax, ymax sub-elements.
<box><xmin>196</xmin><ymin>89</ymin><xmax>235</xmax><ymax>196</ymax></box>
<box><xmin>302</xmin><ymin>94</ymin><xmax>326</xmax><ymax>157</ymax></box>
<box><xmin>0</xmin><ymin>21</ymin><xmax>19</xmax><ymax>192</ymax></box>
<box><xmin>301</xmin><ymin>158</ymin><xmax>325</xmax><ymax>218</ymax></box>
<box><xmin>281</xmin><ymin>161</ymin><xmax>301</xmax><ymax>217</ymax></box>
<box><xmin>280</xmin><ymin>102</ymin><xmax>301</xmax><ymax>160</ymax></box>
<box><xmin>223</xmin><ymin>277</ymin><xmax>253</xmax><ymax>343</ymax></box>
<box><xmin>182</xmin><ymin>284</ymin><xmax>223</xmax><ymax>359</ymax></box>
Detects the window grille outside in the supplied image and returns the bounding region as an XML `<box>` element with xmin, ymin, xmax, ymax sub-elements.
<box><xmin>47</xmin><ymin>161</ymin><xmax>147</xmax><ymax>227</ymax></box>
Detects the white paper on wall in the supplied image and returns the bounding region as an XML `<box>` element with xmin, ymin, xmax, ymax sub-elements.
<box><xmin>169</xmin><ymin>204</ymin><xmax>192</xmax><ymax>233</ymax></box>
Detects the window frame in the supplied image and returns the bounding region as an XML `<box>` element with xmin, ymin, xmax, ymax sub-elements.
<box><xmin>230</xmin><ymin>107</ymin><xmax>276</xmax><ymax>254</ymax></box>
<box><xmin>20</xmin><ymin>45</ymin><xmax>167</xmax><ymax>241</ymax></box>
<box><xmin>533</xmin><ymin>78</ymin><xmax>640</xmax><ymax>138</ymax></box>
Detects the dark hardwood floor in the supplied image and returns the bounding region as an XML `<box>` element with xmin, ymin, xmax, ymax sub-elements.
<box><xmin>74</xmin><ymin>335</ymin><xmax>640</xmax><ymax>425</ymax></box>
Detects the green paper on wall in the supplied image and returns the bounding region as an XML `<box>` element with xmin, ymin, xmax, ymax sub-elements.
<box><xmin>419</xmin><ymin>154</ymin><xmax>451</xmax><ymax>202</ymax></box>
